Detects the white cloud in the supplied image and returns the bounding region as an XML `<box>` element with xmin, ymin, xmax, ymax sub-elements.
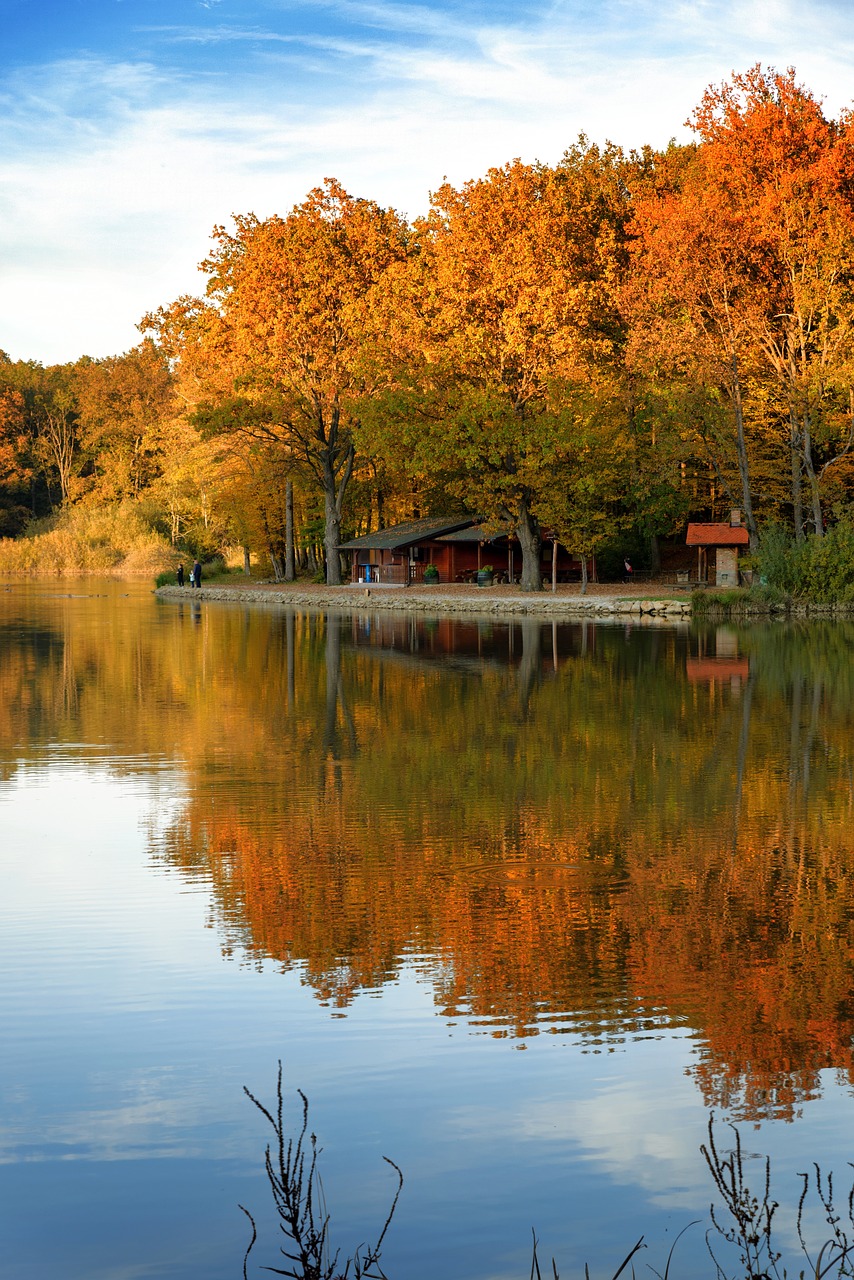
<box><xmin>447</xmin><ymin>1039</ymin><xmax>714</xmax><ymax>1208</ymax></box>
<box><xmin>3</xmin><ymin>0</ymin><xmax>854</xmax><ymax>362</ymax></box>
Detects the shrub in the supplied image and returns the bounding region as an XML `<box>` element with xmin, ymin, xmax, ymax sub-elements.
<box><xmin>202</xmin><ymin>555</ymin><xmax>228</xmax><ymax>581</ymax></box>
<box><xmin>799</xmin><ymin>518</ymin><xmax>854</xmax><ymax>602</ymax></box>
<box><xmin>756</xmin><ymin>519</ymin><xmax>854</xmax><ymax>603</ymax></box>
<box><xmin>755</xmin><ymin>524</ymin><xmax>799</xmax><ymax>594</ymax></box>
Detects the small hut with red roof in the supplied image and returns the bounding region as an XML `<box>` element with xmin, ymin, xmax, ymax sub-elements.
<box><xmin>686</xmin><ymin>510</ymin><xmax>750</xmax><ymax>586</ymax></box>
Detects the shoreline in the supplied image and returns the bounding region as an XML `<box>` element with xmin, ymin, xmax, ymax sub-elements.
<box><xmin>155</xmin><ymin>580</ymin><xmax>694</xmax><ymax>618</ymax></box>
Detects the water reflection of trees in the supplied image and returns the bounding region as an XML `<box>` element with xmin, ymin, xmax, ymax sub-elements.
<box><xmin>4</xmin><ymin>596</ymin><xmax>854</xmax><ymax>1120</ymax></box>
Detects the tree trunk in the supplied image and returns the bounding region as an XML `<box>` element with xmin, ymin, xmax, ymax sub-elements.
<box><xmin>730</xmin><ymin>355</ymin><xmax>758</xmax><ymax>551</ymax></box>
<box><xmin>789</xmin><ymin>414</ymin><xmax>804</xmax><ymax>541</ymax></box>
<box><xmin>285</xmin><ymin>480</ymin><xmax>296</xmax><ymax>581</ymax></box>
<box><xmin>41</xmin><ymin>405</ymin><xmax>76</xmax><ymax>503</ymax></box>
<box><xmin>286</xmin><ymin>612</ymin><xmax>295</xmax><ymax>712</ymax></box>
<box><xmin>648</xmin><ymin>534</ymin><xmax>661</xmax><ymax>572</ymax></box>
<box><xmin>243</xmin><ymin>546</ymin><xmax>251</xmax><ymax>575</ymax></box>
<box><xmin>323</xmin><ymin>613</ymin><xmax>342</xmax><ymax>758</ymax></box>
<box><xmin>517</xmin><ymin>619</ymin><xmax>539</xmax><ymax>713</ymax></box>
<box><xmin>322</xmin><ymin>438</ymin><xmax>355</xmax><ymax>586</ymax></box>
<box><xmin>580</xmin><ymin>556</ymin><xmax>589</xmax><ymax>595</ymax></box>
<box><xmin>516</xmin><ymin>495</ymin><xmax>542</xmax><ymax>592</ymax></box>
<box><xmin>801</xmin><ymin>413</ymin><xmax>824</xmax><ymax>537</ymax></box>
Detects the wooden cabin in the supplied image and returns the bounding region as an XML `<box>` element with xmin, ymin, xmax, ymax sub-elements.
<box><xmin>341</xmin><ymin>517</ymin><xmax>479</xmax><ymax>585</ymax></box>
<box><xmin>342</xmin><ymin>518</ymin><xmax>594</xmax><ymax>585</ymax></box>
<box><xmin>686</xmin><ymin>511</ymin><xmax>750</xmax><ymax>585</ymax></box>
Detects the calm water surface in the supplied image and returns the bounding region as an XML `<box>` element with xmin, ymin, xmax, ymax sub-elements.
<box><xmin>2</xmin><ymin>581</ymin><xmax>854</xmax><ymax>1279</ymax></box>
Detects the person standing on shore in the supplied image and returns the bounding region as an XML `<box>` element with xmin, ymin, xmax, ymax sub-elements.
<box><xmin>192</xmin><ymin>559</ymin><xmax>202</xmax><ymax>589</ymax></box>
<box><xmin>176</xmin><ymin>563</ymin><xmax>185</xmax><ymax>587</ymax></box>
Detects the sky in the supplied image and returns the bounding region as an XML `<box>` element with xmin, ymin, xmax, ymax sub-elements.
<box><xmin>2</xmin><ymin>0</ymin><xmax>854</xmax><ymax>366</ymax></box>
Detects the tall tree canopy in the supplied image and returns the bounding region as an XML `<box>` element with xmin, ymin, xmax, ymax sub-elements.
<box><xmin>368</xmin><ymin>146</ymin><xmax>630</xmax><ymax>589</ymax></box>
<box><xmin>146</xmin><ymin>179</ymin><xmax>411</xmax><ymax>583</ymax></box>
<box><xmin>627</xmin><ymin>67</ymin><xmax>854</xmax><ymax>546</ymax></box>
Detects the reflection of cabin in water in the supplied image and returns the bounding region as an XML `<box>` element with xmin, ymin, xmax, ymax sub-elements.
<box><xmin>686</xmin><ymin>626</ymin><xmax>749</xmax><ymax>686</ymax></box>
<box><xmin>686</xmin><ymin>510</ymin><xmax>750</xmax><ymax>585</ymax></box>
<box><xmin>341</xmin><ymin>516</ymin><xmax>594</xmax><ymax>585</ymax></box>
<box><xmin>346</xmin><ymin>612</ymin><xmax>596</xmax><ymax>667</ymax></box>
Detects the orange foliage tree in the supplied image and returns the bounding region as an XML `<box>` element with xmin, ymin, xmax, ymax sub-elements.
<box><xmin>367</xmin><ymin>148</ymin><xmax>630</xmax><ymax>590</ymax></box>
<box><xmin>73</xmin><ymin>342</ymin><xmax>173</xmax><ymax>503</ymax></box>
<box><xmin>145</xmin><ymin>180</ymin><xmax>411</xmax><ymax>583</ymax></box>
<box><xmin>628</xmin><ymin>67</ymin><xmax>854</xmax><ymax>544</ymax></box>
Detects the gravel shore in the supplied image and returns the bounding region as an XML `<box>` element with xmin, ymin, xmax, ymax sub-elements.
<box><xmin>155</xmin><ymin>579</ymin><xmax>694</xmax><ymax>618</ymax></box>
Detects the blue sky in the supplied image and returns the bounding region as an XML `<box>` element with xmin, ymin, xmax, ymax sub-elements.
<box><xmin>2</xmin><ymin>0</ymin><xmax>854</xmax><ymax>364</ymax></box>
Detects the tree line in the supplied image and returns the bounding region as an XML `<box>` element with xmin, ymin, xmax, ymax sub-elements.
<box><xmin>4</xmin><ymin>65</ymin><xmax>854</xmax><ymax>588</ymax></box>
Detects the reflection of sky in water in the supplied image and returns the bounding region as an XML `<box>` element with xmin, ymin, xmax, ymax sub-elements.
<box><xmin>3</xmin><ymin>585</ymin><xmax>854</xmax><ymax>1279</ymax></box>
<box><xmin>3</xmin><ymin>764</ymin><xmax>854</xmax><ymax>1280</ymax></box>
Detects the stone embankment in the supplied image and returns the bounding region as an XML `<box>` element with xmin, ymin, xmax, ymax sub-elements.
<box><xmin>155</xmin><ymin>581</ymin><xmax>694</xmax><ymax>619</ymax></box>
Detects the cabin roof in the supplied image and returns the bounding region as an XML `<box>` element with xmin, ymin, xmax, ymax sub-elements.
<box><xmin>686</xmin><ymin>523</ymin><xmax>750</xmax><ymax>547</ymax></box>
<box><xmin>435</xmin><ymin>523</ymin><xmax>506</xmax><ymax>543</ymax></box>
<box><xmin>340</xmin><ymin>516</ymin><xmax>477</xmax><ymax>551</ymax></box>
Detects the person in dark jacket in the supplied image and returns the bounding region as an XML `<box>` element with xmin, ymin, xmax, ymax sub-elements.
<box><xmin>192</xmin><ymin>559</ymin><xmax>202</xmax><ymax>588</ymax></box>
<box><xmin>176</xmin><ymin>563</ymin><xmax>185</xmax><ymax>587</ymax></box>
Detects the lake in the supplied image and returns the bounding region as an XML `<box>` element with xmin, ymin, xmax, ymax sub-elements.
<box><xmin>2</xmin><ymin>580</ymin><xmax>854</xmax><ymax>1280</ymax></box>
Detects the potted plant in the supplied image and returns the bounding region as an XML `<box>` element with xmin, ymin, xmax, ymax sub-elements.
<box><xmin>423</xmin><ymin>564</ymin><xmax>440</xmax><ymax>584</ymax></box>
<box><xmin>476</xmin><ymin>564</ymin><xmax>494</xmax><ymax>587</ymax></box>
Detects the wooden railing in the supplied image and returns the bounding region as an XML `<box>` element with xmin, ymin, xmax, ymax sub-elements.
<box><xmin>355</xmin><ymin>563</ymin><xmax>431</xmax><ymax>585</ymax></box>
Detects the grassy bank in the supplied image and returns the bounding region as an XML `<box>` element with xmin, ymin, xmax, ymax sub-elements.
<box><xmin>0</xmin><ymin>503</ymin><xmax>172</xmax><ymax>576</ymax></box>
<box><xmin>690</xmin><ymin>582</ymin><xmax>854</xmax><ymax>619</ymax></box>
<box><xmin>691</xmin><ymin>584</ymin><xmax>790</xmax><ymax>618</ymax></box>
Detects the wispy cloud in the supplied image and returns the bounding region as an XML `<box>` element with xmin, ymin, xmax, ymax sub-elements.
<box><xmin>3</xmin><ymin>0</ymin><xmax>854</xmax><ymax>361</ymax></box>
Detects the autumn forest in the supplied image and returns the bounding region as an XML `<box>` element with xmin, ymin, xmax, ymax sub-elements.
<box><xmin>3</xmin><ymin>66</ymin><xmax>854</xmax><ymax>591</ymax></box>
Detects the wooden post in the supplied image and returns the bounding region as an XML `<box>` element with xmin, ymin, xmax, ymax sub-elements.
<box><xmin>551</xmin><ymin>538</ymin><xmax>558</xmax><ymax>593</ymax></box>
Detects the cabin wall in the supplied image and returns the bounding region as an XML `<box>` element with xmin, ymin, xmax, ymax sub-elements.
<box><xmin>349</xmin><ymin>539</ymin><xmax>594</xmax><ymax>583</ymax></box>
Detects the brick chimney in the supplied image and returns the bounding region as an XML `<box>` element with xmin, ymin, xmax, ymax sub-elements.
<box><xmin>730</xmin><ymin>509</ymin><xmax>741</xmax><ymax>527</ymax></box>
